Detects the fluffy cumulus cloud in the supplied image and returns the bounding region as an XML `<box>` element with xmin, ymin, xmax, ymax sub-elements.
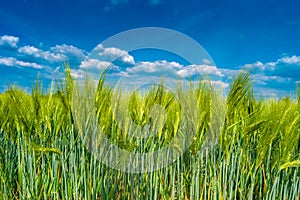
<box><xmin>242</xmin><ymin>55</ymin><xmax>300</xmax><ymax>80</ymax></box>
<box><xmin>94</xmin><ymin>44</ymin><xmax>135</xmax><ymax>65</ymax></box>
<box><xmin>0</xmin><ymin>35</ymin><xmax>89</xmax><ymax>84</ymax></box>
<box><xmin>177</xmin><ymin>64</ymin><xmax>224</xmax><ymax>77</ymax></box>
<box><xmin>80</xmin><ymin>59</ymin><xmax>119</xmax><ymax>71</ymax></box>
<box><xmin>252</xmin><ymin>74</ymin><xmax>292</xmax><ymax>84</ymax></box>
<box><xmin>0</xmin><ymin>57</ymin><xmax>44</xmax><ymax>69</ymax></box>
<box><xmin>118</xmin><ymin>60</ymin><xmax>223</xmax><ymax>78</ymax></box>
<box><xmin>279</xmin><ymin>55</ymin><xmax>300</xmax><ymax>65</ymax></box>
<box><xmin>2</xmin><ymin>34</ymin><xmax>300</xmax><ymax>97</ymax></box>
<box><xmin>72</xmin><ymin>45</ymin><xmax>127</xmax><ymax>78</ymax></box>
<box><xmin>243</xmin><ymin>61</ymin><xmax>267</xmax><ymax>71</ymax></box>
<box><xmin>0</xmin><ymin>35</ymin><xmax>19</xmax><ymax>49</ymax></box>
<box><xmin>235</xmin><ymin>55</ymin><xmax>300</xmax><ymax>97</ymax></box>
<box><xmin>70</xmin><ymin>46</ymin><xmax>225</xmax><ymax>92</ymax></box>
<box><xmin>125</xmin><ymin>60</ymin><xmax>181</xmax><ymax>76</ymax></box>
<box><xmin>218</xmin><ymin>68</ymin><xmax>244</xmax><ymax>79</ymax></box>
<box><xmin>50</xmin><ymin>44</ymin><xmax>87</xmax><ymax>63</ymax></box>
<box><xmin>199</xmin><ymin>80</ymin><xmax>229</xmax><ymax>89</ymax></box>
<box><xmin>0</xmin><ymin>57</ymin><xmax>14</xmax><ymax>66</ymax></box>
<box><xmin>18</xmin><ymin>46</ymin><xmax>67</xmax><ymax>63</ymax></box>
<box><xmin>13</xmin><ymin>43</ymin><xmax>88</xmax><ymax>72</ymax></box>
<box><xmin>70</xmin><ymin>69</ymin><xmax>86</xmax><ymax>79</ymax></box>
<box><xmin>243</xmin><ymin>55</ymin><xmax>300</xmax><ymax>72</ymax></box>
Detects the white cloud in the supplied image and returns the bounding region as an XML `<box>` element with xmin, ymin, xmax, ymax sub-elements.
<box><xmin>0</xmin><ymin>35</ymin><xmax>19</xmax><ymax>48</ymax></box>
<box><xmin>85</xmin><ymin>46</ymin><xmax>222</xmax><ymax>80</ymax></box>
<box><xmin>50</xmin><ymin>44</ymin><xmax>87</xmax><ymax>61</ymax></box>
<box><xmin>114</xmin><ymin>60</ymin><xmax>223</xmax><ymax>79</ymax></box>
<box><xmin>237</xmin><ymin>55</ymin><xmax>300</xmax><ymax>85</ymax></box>
<box><xmin>71</xmin><ymin>58</ymin><xmax>120</xmax><ymax>80</ymax></box>
<box><xmin>242</xmin><ymin>60</ymin><xmax>280</xmax><ymax>71</ymax></box>
<box><xmin>177</xmin><ymin>64</ymin><xmax>224</xmax><ymax>77</ymax></box>
<box><xmin>202</xmin><ymin>58</ymin><xmax>212</xmax><ymax>65</ymax></box>
<box><xmin>199</xmin><ymin>80</ymin><xmax>229</xmax><ymax>89</ymax></box>
<box><xmin>0</xmin><ymin>57</ymin><xmax>15</xmax><ymax>66</ymax></box>
<box><xmin>126</xmin><ymin>60</ymin><xmax>181</xmax><ymax>75</ymax></box>
<box><xmin>236</xmin><ymin>56</ymin><xmax>300</xmax><ymax>97</ymax></box>
<box><xmin>252</xmin><ymin>73</ymin><xmax>292</xmax><ymax>85</ymax></box>
<box><xmin>5</xmin><ymin>34</ymin><xmax>299</xmax><ymax>98</ymax></box>
<box><xmin>18</xmin><ymin>45</ymin><xmax>67</xmax><ymax>63</ymax></box>
<box><xmin>242</xmin><ymin>55</ymin><xmax>300</xmax><ymax>72</ymax></box>
<box><xmin>94</xmin><ymin>44</ymin><xmax>135</xmax><ymax>65</ymax></box>
<box><xmin>18</xmin><ymin>46</ymin><xmax>40</xmax><ymax>55</ymax></box>
<box><xmin>0</xmin><ymin>57</ymin><xmax>44</xmax><ymax>69</ymax></box>
<box><xmin>80</xmin><ymin>58</ymin><xmax>119</xmax><ymax>71</ymax></box>
<box><xmin>267</xmin><ymin>62</ymin><xmax>277</xmax><ymax>67</ymax></box>
<box><xmin>279</xmin><ymin>55</ymin><xmax>300</xmax><ymax>65</ymax></box>
<box><xmin>16</xmin><ymin>44</ymin><xmax>87</xmax><ymax>68</ymax></box>
<box><xmin>16</xmin><ymin>60</ymin><xmax>44</xmax><ymax>69</ymax></box>
<box><xmin>219</xmin><ymin>68</ymin><xmax>244</xmax><ymax>79</ymax></box>
<box><xmin>243</xmin><ymin>61</ymin><xmax>265</xmax><ymax>70</ymax></box>
<box><xmin>70</xmin><ymin>69</ymin><xmax>86</xmax><ymax>79</ymax></box>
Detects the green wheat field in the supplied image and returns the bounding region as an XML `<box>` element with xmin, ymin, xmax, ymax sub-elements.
<box><xmin>0</xmin><ymin>66</ymin><xmax>300</xmax><ymax>199</ymax></box>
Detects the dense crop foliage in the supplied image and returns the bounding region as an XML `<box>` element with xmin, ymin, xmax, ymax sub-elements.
<box><xmin>0</xmin><ymin>67</ymin><xmax>299</xmax><ymax>199</ymax></box>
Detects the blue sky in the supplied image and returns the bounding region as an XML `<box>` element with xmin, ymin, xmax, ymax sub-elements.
<box><xmin>1</xmin><ymin>0</ymin><xmax>300</xmax><ymax>97</ymax></box>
